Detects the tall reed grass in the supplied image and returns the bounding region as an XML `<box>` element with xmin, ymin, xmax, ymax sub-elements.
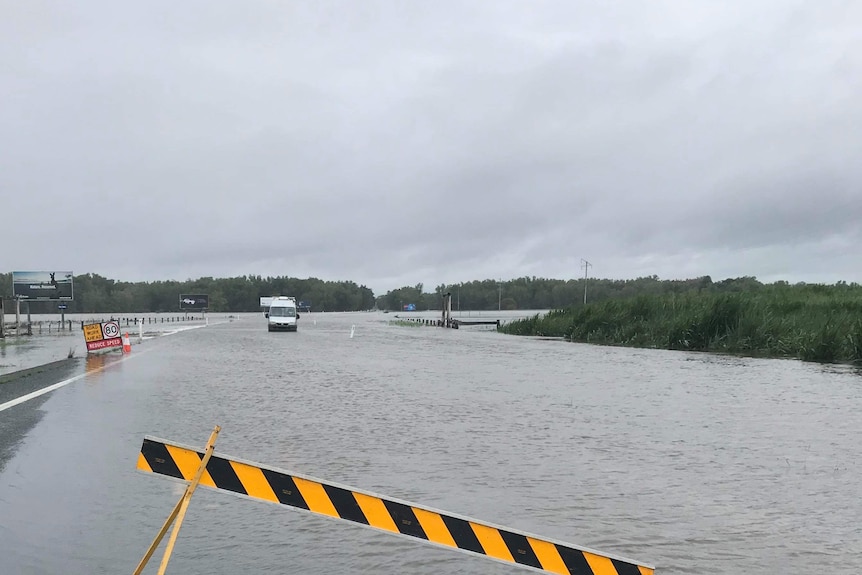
<box><xmin>500</xmin><ymin>286</ymin><xmax>862</xmax><ymax>364</ymax></box>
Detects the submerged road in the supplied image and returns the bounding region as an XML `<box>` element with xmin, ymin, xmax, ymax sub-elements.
<box><xmin>0</xmin><ymin>359</ymin><xmax>85</xmax><ymax>473</ymax></box>
<box><xmin>0</xmin><ymin>323</ymin><xmax>201</xmax><ymax>475</ymax></box>
<box><xmin>0</xmin><ymin>312</ymin><xmax>860</xmax><ymax>575</ymax></box>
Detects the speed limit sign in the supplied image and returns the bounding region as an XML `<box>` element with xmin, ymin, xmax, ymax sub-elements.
<box><xmin>102</xmin><ymin>321</ymin><xmax>120</xmax><ymax>338</ymax></box>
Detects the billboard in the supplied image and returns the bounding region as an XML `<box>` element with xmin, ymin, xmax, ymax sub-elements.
<box><xmin>403</xmin><ymin>303</ymin><xmax>416</xmax><ymax>311</ymax></box>
<box><xmin>260</xmin><ymin>296</ymin><xmax>273</xmax><ymax>309</ymax></box>
<box><xmin>12</xmin><ymin>271</ymin><xmax>74</xmax><ymax>300</ymax></box>
<box><xmin>179</xmin><ymin>294</ymin><xmax>209</xmax><ymax>310</ymax></box>
<box><xmin>83</xmin><ymin>320</ymin><xmax>123</xmax><ymax>352</ymax></box>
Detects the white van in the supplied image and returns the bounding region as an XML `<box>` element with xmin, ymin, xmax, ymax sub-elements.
<box><xmin>266</xmin><ymin>296</ymin><xmax>299</xmax><ymax>332</ymax></box>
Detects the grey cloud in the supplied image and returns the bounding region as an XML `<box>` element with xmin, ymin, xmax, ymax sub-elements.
<box><xmin>2</xmin><ymin>1</ymin><xmax>861</xmax><ymax>293</ymax></box>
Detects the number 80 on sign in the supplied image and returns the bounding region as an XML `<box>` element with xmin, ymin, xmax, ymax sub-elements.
<box><xmin>102</xmin><ymin>321</ymin><xmax>120</xmax><ymax>338</ymax></box>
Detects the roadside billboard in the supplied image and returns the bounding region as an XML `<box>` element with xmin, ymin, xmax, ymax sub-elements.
<box><xmin>12</xmin><ymin>271</ymin><xmax>74</xmax><ymax>300</ymax></box>
<box><xmin>179</xmin><ymin>294</ymin><xmax>209</xmax><ymax>310</ymax></box>
<box><xmin>83</xmin><ymin>320</ymin><xmax>123</xmax><ymax>352</ymax></box>
<box><xmin>260</xmin><ymin>296</ymin><xmax>274</xmax><ymax>309</ymax></box>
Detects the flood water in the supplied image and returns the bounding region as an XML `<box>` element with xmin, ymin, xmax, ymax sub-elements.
<box><xmin>0</xmin><ymin>312</ymin><xmax>212</xmax><ymax>375</ymax></box>
<box><xmin>0</xmin><ymin>311</ymin><xmax>860</xmax><ymax>574</ymax></box>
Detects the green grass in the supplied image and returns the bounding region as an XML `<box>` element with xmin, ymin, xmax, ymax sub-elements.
<box><xmin>388</xmin><ymin>320</ymin><xmax>422</xmax><ymax>328</ymax></box>
<box><xmin>499</xmin><ymin>286</ymin><xmax>862</xmax><ymax>364</ymax></box>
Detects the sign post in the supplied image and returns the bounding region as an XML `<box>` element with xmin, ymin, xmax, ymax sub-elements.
<box><xmin>11</xmin><ymin>271</ymin><xmax>74</xmax><ymax>301</ymax></box>
<box><xmin>11</xmin><ymin>271</ymin><xmax>74</xmax><ymax>335</ymax></box>
<box><xmin>0</xmin><ymin>298</ymin><xmax>4</xmax><ymax>339</ymax></box>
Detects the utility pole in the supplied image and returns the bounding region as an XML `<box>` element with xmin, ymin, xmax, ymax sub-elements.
<box><xmin>498</xmin><ymin>279</ymin><xmax>502</xmax><ymax>311</ymax></box>
<box><xmin>581</xmin><ymin>259</ymin><xmax>591</xmax><ymax>305</ymax></box>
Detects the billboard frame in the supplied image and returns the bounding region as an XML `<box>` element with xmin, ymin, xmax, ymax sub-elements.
<box><xmin>179</xmin><ymin>294</ymin><xmax>209</xmax><ymax>310</ymax></box>
<box><xmin>12</xmin><ymin>271</ymin><xmax>74</xmax><ymax>301</ymax></box>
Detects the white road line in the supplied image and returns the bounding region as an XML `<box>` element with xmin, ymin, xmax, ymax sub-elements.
<box><xmin>0</xmin><ymin>349</ymin><xmax>149</xmax><ymax>413</ymax></box>
<box><xmin>0</xmin><ymin>321</ymin><xmax>221</xmax><ymax>413</ymax></box>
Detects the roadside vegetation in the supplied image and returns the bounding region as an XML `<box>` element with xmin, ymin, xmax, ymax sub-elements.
<box><xmin>500</xmin><ymin>282</ymin><xmax>862</xmax><ymax>364</ymax></box>
<box><xmin>388</xmin><ymin>320</ymin><xmax>422</xmax><ymax>328</ymax></box>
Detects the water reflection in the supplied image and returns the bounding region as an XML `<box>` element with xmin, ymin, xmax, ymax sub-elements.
<box><xmin>85</xmin><ymin>353</ymin><xmax>108</xmax><ymax>382</ymax></box>
<box><xmin>0</xmin><ymin>395</ymin><xmax>50</xmax><ymax>474</ymax></box>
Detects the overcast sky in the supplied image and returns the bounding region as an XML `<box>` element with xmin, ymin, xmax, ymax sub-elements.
<box><xmin>2</xmin><ymin>1</ymin><xmax>860</xmax><ymax>294</ymax></box>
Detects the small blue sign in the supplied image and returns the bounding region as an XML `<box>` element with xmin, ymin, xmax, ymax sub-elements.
<box><xmin>58</xmin><ymin>304</ymin><xmax>68</xmax><ymax>310</ymax></box>
<box><xmin>403</xmin><ymin>303</ymin><xmax>416</xmax><ymax>311</ymax></box>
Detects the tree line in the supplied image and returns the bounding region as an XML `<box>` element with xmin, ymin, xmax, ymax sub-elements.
<box><xmin>373</xmin><ymin>275</ymin><xmax>844</xmax><ymax>311</ymax></box>
<box><xmin>0</xmin><ymin>273</ymin><xmax>375</xmax><ymax>313</ymax></box>
<box><xmin>2</xmin><ymin>271</ymin><xmax>859</xmax><ymax>314</ymax></box>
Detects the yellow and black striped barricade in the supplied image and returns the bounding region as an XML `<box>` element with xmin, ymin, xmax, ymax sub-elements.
<box><xmin>137</xmin><ymin>436</ymin><xmax>654</xmax><ymax>575</ymax></box>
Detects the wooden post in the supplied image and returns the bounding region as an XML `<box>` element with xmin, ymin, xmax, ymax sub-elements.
<box><xmin>26</xmin><ymin>301</ymin><xmax>32</xmax><ymax>336</ymax></box>
<box><xmin>132</xmin><ymin>425</ymin><xmax>221</xmax><ymax>575</ymax></box>
<box><xmin>441</xmin><ymin>295</ymin><xmax>446</xmax><ymax>326</ymax></box>
<box><xmin>0</xmin><ymin>298</ymin><xmax>5</xmax><ymax>338</ymax></box>
<box><xmin>446</xmin><ymin>293</ymin><xmax>452</xmax><ymax>327</ymax></box>
<box><xmin>15</xmin><ymin>298</ymin><xmax>21</xmax><ymax>336</ymax></box>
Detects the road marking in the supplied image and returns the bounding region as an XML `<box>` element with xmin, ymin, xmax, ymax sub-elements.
<box><xmin>0</xmin><ymin>350</ymin><xmax>145</xmax><ymax>412</ymax></box>
<box><xmin>0</xmin><ymin>321</ymin><xmax>219</xmax><ymax>412</ymax></box>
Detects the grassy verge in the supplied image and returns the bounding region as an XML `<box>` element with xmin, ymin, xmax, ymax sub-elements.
<box><xmin>499</xmin><ymin>287</ymin><xmax>862</xmax><ymax>364</ymax></box>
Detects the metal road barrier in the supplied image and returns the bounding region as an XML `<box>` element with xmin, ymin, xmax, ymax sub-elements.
<box><xmin>136</xmin><ymin>433</ymin><xmax>654</xmax><ymax>575</ymax></box>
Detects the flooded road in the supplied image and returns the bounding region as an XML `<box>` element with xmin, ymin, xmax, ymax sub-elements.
<box><xmin>1</xmin><ymin>311</ymin><xmax>860</xmax><ymax>574</ymax></box>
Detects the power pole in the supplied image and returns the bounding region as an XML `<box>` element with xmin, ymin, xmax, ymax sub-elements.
<box><xmin>581</xmin><ymin>259</ymin><xmax>591</xmax><ymax>305</ymax></box>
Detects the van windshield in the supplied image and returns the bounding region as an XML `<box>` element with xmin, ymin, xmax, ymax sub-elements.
<box><xmin>269</xmin><ymin>307</ymin><xmax>296</xmax><ymax>317</ymax></box>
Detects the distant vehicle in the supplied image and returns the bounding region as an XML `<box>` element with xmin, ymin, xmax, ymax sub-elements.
<box><xmin>265</xmin><ymin>296</ymin><xmax>299</xmax><ymax>332</ymax></box>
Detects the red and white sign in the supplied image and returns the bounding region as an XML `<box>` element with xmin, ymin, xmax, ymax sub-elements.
<box><xmin>86</xmin><ymin>337</ymin><xmax>123</xmax><ymax>351</ymax></box>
